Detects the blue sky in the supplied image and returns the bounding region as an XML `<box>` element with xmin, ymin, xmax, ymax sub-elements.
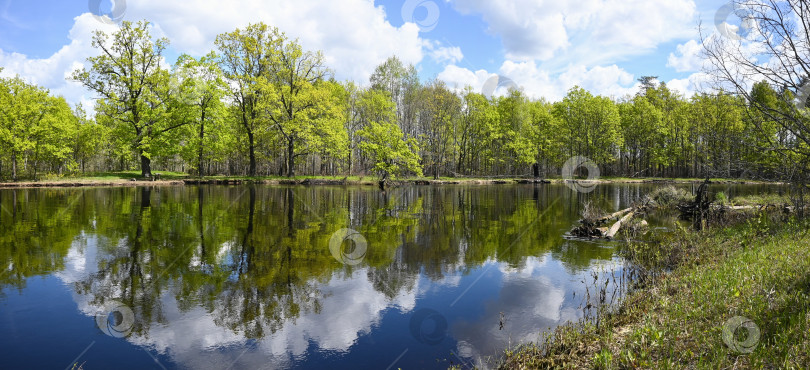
<box><xmin>0</xmin><ymin>0</ymin><xmax>739</xmax><ymax>106</ymax></box>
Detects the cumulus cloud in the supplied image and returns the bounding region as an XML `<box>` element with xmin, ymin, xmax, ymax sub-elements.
<box><xmin>667</xmin><ymin>39</ymin><xmax>704</xmax><ymax>72</ymax></box>
<box><xmin>451</xmin><ymin>0</ymin><xmax>697</xmax><ymax>62</ymax></box>
<box><xmin>433</xmin><ymin>0</ymin><xmax>699</xmax><ymax>101</ymax></box>
<box><xmin>0</xmin><ymin>13</ymin><xmax>117</xmax><ymax>107</ymax></box>
<box><xmin>438</xmin><ymin>60</ymin><xmax>638</xmax><ymax>101</ymax></box>
<box><xmin>666</xmin><ymin>72</ymin><xmax>712</xmax><ymax>98</ymax></box>
<box><xmin>122</xmin><ymin>0</ymin><xmax>424</xmax><ymax>83</ymax></box>
<box><xmin>424</xmin><ymin>40</ymin><xmax>464</xmax><ymax>65</ymax></box>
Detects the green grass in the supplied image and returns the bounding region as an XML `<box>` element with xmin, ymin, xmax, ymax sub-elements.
<box><xmin>35</xmin><ymin>171</ymin><xmax>189</xmax><ymax>181</ymax></box>
<box><xmin>499</xmin><ymin>214</ymin><xmax>810</xmax><ymax>368</ymax></box>
<box><xmin>729</xmin><ymin>193</ymin><xmax>793</xmax><ymax>207</ymax></box>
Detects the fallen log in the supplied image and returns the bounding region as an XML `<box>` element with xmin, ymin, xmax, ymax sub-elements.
<box><xmin>599</xmin><ymin>207</ymin><xmax>632</xmax><ymax>223</ymax></box>
<box><xmin>605</xmin><ymin>211</ymin><xmax>635</xmax><ymax>240</ymax></box>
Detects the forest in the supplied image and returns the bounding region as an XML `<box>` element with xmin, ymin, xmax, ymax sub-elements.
<box><xmin>0</xmin><ymin>20</ymin><xmax>806</xmax><ymax>182</ymax></box>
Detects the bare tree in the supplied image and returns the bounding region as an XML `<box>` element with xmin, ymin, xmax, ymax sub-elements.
<box><xmin>703</xmin><ymin>0</ymin><xmax>810</xmax><ymax>206</ymax></box>
<box><xmin>704</xmin><ymin>0</ymin><xmax>810</xmax><ymax>156</ymax></box>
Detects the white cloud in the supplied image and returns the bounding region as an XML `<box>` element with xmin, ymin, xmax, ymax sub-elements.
<box><xmin>0</xmin><ymin>13</ymin><xmax>117</xmax><ymax>107</ymax></box>
<box><xmin>452</xmin><ymin>0</ymin><xmax>574</xmax><ymax>61</ymax></box>
<box><xmin>667</xmin><ymin>39</ymin><xmax>704</xmax><ymax>72</ymax></box>
<box><xmin>438</xmin><ymin>60</ymin><xmax>638</xmax><ymax>101</ymax></box>
<box><xmin>123</xmin><ymin>0</ymin><xmax>425</xmax><ymax>83</ymax></box>
<box><xmin>424</xmin><ymin>40</ymin><xmax>464</xmax><ymax>65</ymax></box>
<box><xmin>666</xmin><ymin>72</ymin><xmax>711</xmax><ymax>98</ymax></box>
<box><xmin>451</xmin><ymin>0</ymin><xmax>697</xmax><ymax>63</ymax></box>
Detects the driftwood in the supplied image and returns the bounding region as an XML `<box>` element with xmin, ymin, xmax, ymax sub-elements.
<box><xmin>599</xmin><ymin>207</ymin><xmax>632</xmax><ymax>223</ymax></box>
<box><xmin>571</xmin><ymin>207</ymin><xmax>634</xmax><ymax>239</ymax></box>
<box><xmin>605</xmin><ymin>211</ymin><xmax>635</xmax><ymax>240</ymax></box>
<box><xmin>570</xmin><ymin>205</ymin><xmax>644</xmax><ymax>240</ymax></box>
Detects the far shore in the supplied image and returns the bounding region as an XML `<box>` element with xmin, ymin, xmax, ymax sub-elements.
<box><xmin>0</xmin><ymin>174</ymin><xmax>783</xmax><ymax>189</ymax></box>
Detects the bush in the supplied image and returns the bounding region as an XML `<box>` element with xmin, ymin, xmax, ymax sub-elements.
<box><xmin>646</xmin><ymin>186</ymin><xmax>691</xmax><ymax>208</ymax></box>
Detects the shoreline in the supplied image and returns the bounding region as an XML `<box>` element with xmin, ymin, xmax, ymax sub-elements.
<box><xmin>0</xmin><ymin>177</ymin><xmax>782</xmax><ymax>189</ymax></box>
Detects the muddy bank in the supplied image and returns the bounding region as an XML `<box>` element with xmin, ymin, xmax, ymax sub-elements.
<box><xmin>0</xmin><ymin>177</ymin><xmax>781</xmax><ymax>189</ymax></box>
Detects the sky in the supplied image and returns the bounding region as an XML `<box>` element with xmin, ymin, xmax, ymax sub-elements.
<box><xmin>0</xmin><ymin>0</ymin><xmax>741</xmax><ymax>108</ymax></box>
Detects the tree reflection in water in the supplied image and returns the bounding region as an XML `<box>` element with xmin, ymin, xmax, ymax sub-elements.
<box><xmin>2</xmin><ymin>184</ymin><xmax>720</xmax><ymax>368</ymax></box>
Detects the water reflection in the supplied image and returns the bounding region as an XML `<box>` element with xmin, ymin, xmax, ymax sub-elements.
<box><xmin>0</xmin><ymin>183</ymin><xmax>780</xmax><ymax>369</ymax></box>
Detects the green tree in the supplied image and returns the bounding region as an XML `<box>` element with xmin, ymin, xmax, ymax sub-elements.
<box><xmin>356</xmin><ymin>89</ymin><xmax>422</xmax><ymax>179</ymax></box>
<box><xmin>528</xmin><ymin>98</ymin><xmax>562</xmax><ymax>176</ymax></box>
<box><xmin>619</xmin><ymin>96</ymin><xmax>662</xmax><ymax>177</ymax></box>
<box><xmin>495</xmin><ymin>90</ymin><xmax>535</xmax><ymax>173</ymax></box>
<box><xmin>72</xmin><ymin>104</ymin><xmax>106</xmax><ymax>174</ymax></box>
<box><xmin>690</xmin><ymin>92</ymin><xmax>746</xmax><ymax>177</ymax></box>
<box><xmin>71</xmin><ymin>20</ymin><xmax>175</xmax><ymax>178</ymax></box>
<box><xmin>215</xmin><ymin>23</ymin><xmax>281</xmax><ymax>176</ymax></box>
<box><xmin>554</xmin><ymin>87</ymin><xmax>622</xmax><ymax>168</ymax></box>
<box><xmin>420</xmin><ymin>79</ymin><xmax>460</xmax><ymax>179</ymax></box>
<box><xmin>369</xmin><ymin>56</ymin><xmax>420</xmax><ymax>135</ymax></box>
<box><xmin>256</xmin><ymin>26</ymin><xmax>344</xmax><ymax>177</ymax></box>
<box><xmin>171</xmin><ymin>52</ymin><xmax>229</xmax><ymax>176</ymax></box>
<box><xmin>0</xmin><ymin>76</ymin><xmax>76</xmax><ymax>180</ymax></box>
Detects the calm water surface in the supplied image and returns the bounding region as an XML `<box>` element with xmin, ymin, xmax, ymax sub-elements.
<box><xmin>0</xmin><ymin>183</ymin><xmax>780</xmax><ymax>369</ymax></box>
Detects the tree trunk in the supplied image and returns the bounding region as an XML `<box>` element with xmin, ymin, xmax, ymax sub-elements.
<box><xmin>11</xmin><ymin>151</ymin><xmax>17</xmax><ymax>181</ymax></box>
<box><xmin>140</xmin><ymin>154</ymin><xmax>152</xmax><ymax>178</ymax></box>
<box><xmin>199</xmin><ymin>110</ymin><xmax>206</xmax><ymax>177</ymax></box>
<box><xmin>286</xmin><ymin>139</ymin><xmax>295</xmax><ymax>177</ymax></box>
<box><xmin>248</xmin><ymin>130</ymin><xmax>257</xmax><ymax>177</ymax></box>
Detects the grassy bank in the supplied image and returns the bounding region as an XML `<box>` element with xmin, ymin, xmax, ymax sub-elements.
<box><xmin>0</xmin><ymin>172</ymin><xmax>781</xmax><ymax>188</ymax></box>
<box><xmin>500</xmin><ymin>211</ymin><xmax>810</xmax><ymax>368</ymax></box>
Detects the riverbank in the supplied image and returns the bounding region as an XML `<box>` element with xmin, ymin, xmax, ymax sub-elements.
<box><xmin>498</xmin><ymin>211</ymin><xmax>810</xmax><ymax>368</ymax></box>
<box><xmin>0</xmin><ymin>172</ymin><xmax>782</xmax><ymax>189</ymax></box>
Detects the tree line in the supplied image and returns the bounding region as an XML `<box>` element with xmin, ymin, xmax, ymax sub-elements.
<box><xmin>0</xmin><ymin>20</ymin><xmax>805</xmax><ymax>181</ymax></box>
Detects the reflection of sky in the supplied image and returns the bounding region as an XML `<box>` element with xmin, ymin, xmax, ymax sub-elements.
<box><xmin>55</xmin><ymin>234</ymin><xmax>420</xmax><ymax>369</ymax></box>
<box><xmin>450</xmin><ymin>257</ymin><xmax>571</xmax><ymax>369</ymax></box>
<box><xmin>47</xmin><ymin>231</ymin><xmax>625</xmax><ymax>370</ymax></box>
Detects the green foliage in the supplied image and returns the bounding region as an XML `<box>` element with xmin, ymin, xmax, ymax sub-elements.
<box><xmin>0</xmin><ymin>76</ymin><xmax>78</xmax><ymax>180</ymax></box>
<box><xmin>356</xmin><ymin>89</ymin><xmax>422</xmax><ymax>178</ymax></box>
<box><xmin>715</xmin><ymin>191</ymin><xmax>728</xmax><ymax>205</ymax></box>
<box><xmin>71</xmin><ymin>20</ymin><xmax>173</xmax><ymax>177</ymax></box>
<box><xmin>554</xmin><ymin>86</ymin><xmax>622</xmax><ymax>166</ymax></box>
<box><xmin>170</xmin><ymin>52</ymin><xmax>231</xmax><ymax>176</ymax></box>
<box><xmin>420</xmin><ymin>79</ymin><xmax>461</xmax><ymax>179</ymax></box>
